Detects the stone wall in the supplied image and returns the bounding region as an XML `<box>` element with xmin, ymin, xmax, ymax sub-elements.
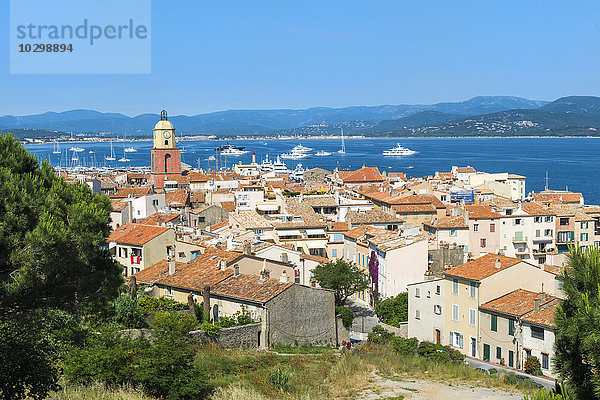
<box><xmin>266</xmin><ymin>285</ymin><xmax>336</xmax><ymax>347</ymax></box>
<box><xmin>189</xmin><ymin>323</ymin><xmax>261</xmax><ymax>348</ymax></box>
<box><xmin>428</xmin><ymin>245</ymin><xmax>465</xmax><ymax>274</ymax></box>
<box><xmin>336</xmin><ymin>316</ymin><xmax>351</xmax><ymax>344</ymax></box>
<box><xmin>380</xmin><ymin>321</ymin><xmax>408</xmax><ymax>338</ymax></box>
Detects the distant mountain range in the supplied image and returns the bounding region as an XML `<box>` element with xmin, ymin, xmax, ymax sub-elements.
<box><xmin>5</xmin><ymin>96</ymin><xmax>600</xmax><ymax>138</ymax></box>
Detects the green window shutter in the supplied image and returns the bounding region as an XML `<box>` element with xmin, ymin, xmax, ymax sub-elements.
<box><xmin>508</xmin><ymin>319</ymin><xmax>515</xmax><ymax>335</ymax></box>
<box><xmin>483</xmin><ymin>344</ymin><xmax>490</xmax><ymax>361</ymax></box>
<box><xmin>509</xmin><ymin>350</ymin><xmax>514</xmax><ymax>367</ymax></box>
<box><xmin>496</xmin><ymin>347</ymin><xmax>502</xmax><ymax>360</ymax></box>
<box><xmin>491</xmin><ymin>315</ymin><xmax>498</xmax><ymax>331</ymax></box>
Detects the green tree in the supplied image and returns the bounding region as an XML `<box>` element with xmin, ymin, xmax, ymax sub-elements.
<box><xmin>554</xmin><ymin>245</ymin><xmax>600</xmax><ymax>399</ymax></box>
<box><xmin>312</xmin><ymin>259</ymin><xmax>368</xmax><ymax>306</ymax></box>
<box><xmin>0</xmin><ymin>134</ymin><xmax>122</xmax><ymax>399</ymax></box>
<box><xmin>375</xmin><ymin>293</ymin><xmax>408</xmax><ymax>327</ymax></box>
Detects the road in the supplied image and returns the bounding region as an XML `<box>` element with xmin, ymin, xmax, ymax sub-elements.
<box><xmin>345</xmin><ymin>298</ymin><xmax>380</xmax><ymax>341</ymax></box>
<box><xmin>465</xmin><ymin>356</ymin><xmax>556</xmax><ymax>390</ymax></box>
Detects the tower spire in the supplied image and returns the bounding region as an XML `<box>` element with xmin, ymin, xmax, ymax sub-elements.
<box><xmin>160</xmin><ymin>110</ymin><xmax>168</xmax><ymax>121</ymax></box>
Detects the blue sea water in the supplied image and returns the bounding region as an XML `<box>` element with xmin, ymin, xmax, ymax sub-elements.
<box><xmin>25</xmin><ymin>137</ymin><xmax>600</xmax><ymax>205</ymax></box>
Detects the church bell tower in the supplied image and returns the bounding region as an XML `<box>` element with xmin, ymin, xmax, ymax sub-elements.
<box><xmin>151</xmin><ymin>110</ymin><xmax>181</xmax><ymax>188</ymax></box>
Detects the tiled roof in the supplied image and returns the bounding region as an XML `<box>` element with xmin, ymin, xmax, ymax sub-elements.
<box><xmin>300</xmin><ymin>253</ymin><xmax>330</xmax><ymax>264</ymax></box>
<box><xmin>392</xmin><ymin>204</ymin><xmax>437</xmax><ymax>214</ymax></box>
<box><xmin>479</xmin><ymin>289</ymin><xmax>557</xmax><ymax>318</ymax></box>
<box><xmin>533</xmin><ymin>192</ymin><xmax>583</xmax><ymax>204</ymax></box>
<box><xmin>110</xmin><ymin>187</ymin><xmax>152</xmax><ymax>199</ymax></box>
<box><xmin>522</xmin><ymin>303</ymin><xmax>559</xmax><ymax>328</ymax></box>
<box><xmin>343</xmin><ymin>225</ymin><xmax>389</xmax><ymax>240</ymax></box>
<box><xmin>507</xmin><ymin>174</ymin><xmax>526</xmax><ymax>179</ymax></box>
<box><xmin>423</xmin><ymin>216</ymin><xmax>468</xmax><ymax>229</ymax></box>
<box><xmin>329</xmin><ymin>222</ymin><xmax>349</xmax><ymax>231</ymax></box>
<box><xmin>212</xmin><ymin>274</ymin><xmax>293</xmax><ymax>303</ymax></box>
<box><xmin>465</xmin><ymin>205</ymin><xmax>501</xmax><ymax>220</ymax></box>
<box><xmin>207</xmin><ymin>220</ymin><xmax>228</xmax><ymax>232</ymax></box>
<box><xmin>229</xmin><ymin>211</ymin><xmax>273</xmax><ymax>229</ymax></box>
<box><xmin>456</xmin><ymin>167</ymin><xmax>476</xmax><ymax>173</ymax></box>
<box><xmin>188</xmin><ymin>172</ymin><xmax>211</xmax><ymax>183</ymax></box>
<box><xmin>394</xmin><ymin>194</ymin><xmax>445</xmax><ymax>209</ymax></box>
<box><xmin>140</xmin><ymin>212</ymin><xmax>180</xmax><ymax>225</ymax></box>
<box><xmin>164</xmin><ymin>174</ymin><xmax>190</xmax><ymax>185</ymax></box>
<box><xmin>444</xmin><ymin>253</ymin><xmax>523</xmax><ymax>282</ymax></box>
<box><xmin>347</xmin><ymin>210</ymin><xmax>402</xmax><ymax>225</ymax></box>
<box><xmin>190</xmin><ymin>191</ymin><xmax>206</xmax><ymax>204</ymax></box>
<box><xmin>299</xmin><ymin>195</ymin><xmax>337</xmax><ymax>208</ymax></box>
<box><xmin>108</xmin><ymin>223</ymin><xmax>171</xmax><ymax>245</ymax></box>
<box><xmin>166</xmin><ymin>189</ymin><xmax>189</xmax><ymax>207</ymax></box>
<box><xmin>221</xmin><ymin>201</ymin><xmax>236</xmax><ymax>211</ymax></box>
<box><xmin>388</xmin><ymin>172</ymin><xmax>407</xmax><ymax>181</ymax></box>
<box><xmin>338</xmin><ymin>167</ymin><xmax>384</xmax><ymax>183</ymax></box>
<box><xmin>520</xmin><ymin>202</ymin><xmax>554</xmax><ymax>216</ymax></box>
<box><xmin>111</xmin><ymin>199</ymin><xmax>128</xmax><ymax>211</ymax></box>
<box><xmin>132</xmin><ymin>260</ymin><xmax>186</xmax><ymax>284</ymax></box>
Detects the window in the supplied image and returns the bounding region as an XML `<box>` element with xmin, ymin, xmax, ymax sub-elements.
<box><xmin>545</xmin><ymin>216</ymin><xmax>553</xmax><ymax>222</ymax></box>
<box><xmin>496</xmin><ymin>347</ymin><xmax>502</xmax><ymax>360</ymax></box>
<box><xmin>542</xmin><ymin>353</ymin><xmax>549</xmax><ymax>370</ymax></box>
<box><xmin>560</xmin><ymin>218</ymin><xmax>570</xmax><ymax>226</ymax></box>
<box><xmin>434</xmin><ymin>304</ymin><xmax>442</xmax><ymax>315</ymax></box>
<box><xmin>436</xmin><ymin>285</ymin><xmax>441</xmax><ymax>295</ymax></box>
<box><xmin>152</xmin><ymin>199</ymin><xmax>159</xmax><ymax>206</ymax></box>
<box><xmin>450</xmin><ymin>331</ymin><xmax>463</xmax><ymax>348</ymax></box>
<box><xmin>165</xmin><ymin>286</ymin><xmax>174</xmax><ymax>297</ymax></box>
<box><xmin>480</xmin><ymin>238</ymin><xmax>487</xmax><ymax>248</ymax></box>
<box><xmin>509</xmin><ymin>319</ymin><xmax>515</xmax><ymax>335</ymax></box>
<box><xmin>581</xmin><ymin>233</ymin><xmax>589</xmax><ymax>241</ymax></box>
<box><xmin>415</xmin><ymin>310</ymin><xmax>421</xmax><ymax>320</ymax></box>
<box><xmin>191</xmin><ymin>251</ymin><xmax>199</xmax><ymax>260</ymax></box>
<box><xmin>473</xmin><ymin>224</ymin><xmax>479</xmax><ymax>232</ymax></box>
<box><xmin>514</xmin><ymin>218</ymin><xmax>522</xmax><ymax>225</ymax></box>
<box><xmin>581</xmin><ymin>221</ymin><xmax>589</xmax><ymax>229</ymax></box>
<box><xmin>332</xmin><ymin>249</ymin><xmax>338</xmax><ymax>257</ymax></box>
<box><xmin>469</xmin><ymin>308</ymin><xmax>476</xmax><ymax>326</ymax></box>
<box><xmin>490</xmin><ymin>223</ymin><xmax>495</xmax><ymax>233</ymax></box>
<box><xmin>531</xmin><ymin>326</ymin><xmax>545</xmax><ymax>340</ymax></box>
<box><xmin>534</xmin><ymin>216</ymin><xmax>542</xmax><ymax>223</ymax></box>
<box><xmin>469</xmin><ymin>281</ymin><xmax>476</xmax><ymax>298</ymax></box>
<box><xmin>491</xmin><ymin>315</ymin><xmax>498</xmax><ymax>332</ymax></box>
<box><xmin>452</xmin><ymin>278</ymin><xmax>459</xmax><ymax>295</ymax></box>
<box><xmin>506</xmin><ymin>209</ymin><xmax>513</xmax><ymax>216</ymax></box>
<box><xmin>558</xmin><ymin>231</ymin><xmax>573</xmax><ymax>243</ymax></box>
<box><xmin>536</xmin><ymin>229</ymin><xmax>541</xmax><ymax>237</ymax></box>
<box><xmin>122</xmin><ymin>266</ymin><xmax>128</xmax><ymax>276</ymax></box>
<box><xmin>508</xmin><ymin>350</ymin><xmax>514</xmax><ymax>367</ymax></box>
<box><xmin>415</xmin><ymin>288</ymin><xmax>421</xmax><ymax>298</ymax></box>
<box><xmin>178</xmin><ymin>252</ymin><xmax>185</xmax><ymax>258</ymax></box>
<box><xmin>483</xmin><ymin>344</ymin><xmax>491</xmax><ymax>361</ymax></box>
<box><xmin>450</xmin><ymin>229</ymin><xmax>457</xmax><ymax>237</ymax></box>
<box><xmin>525</xmin><ymin>348</ymin><xmax>532</xmax><ymax>359</ymax></box>
<box><xmin>544</xmin><ymin>229</ymin><xmax>553</xmax><ymax>237</ymax></box>
<box><xmin>452</xmin><ymin>304</ymin><xmax>459</xmax><ymax>321</ymax></box>
<box><xmin>119</xmin><ymin>247</ymin><xmax>128</xmax><ymax>258</ymax></box>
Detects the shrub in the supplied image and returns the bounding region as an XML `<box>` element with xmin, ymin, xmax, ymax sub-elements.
<box><xmin>269</xmin><ymin>366</ymin><xmax>291</xmax><ymax>391</ymax></box>
<box><xmin>113</xmin><ymin>295</ymin><xmax>148</xmax><ymax>328</ymax></box>
<box><xmin>525</xmin><ymin>355</ymin><xmax>542</xmax><ymax>375</ymax></box>
<box><xmin>390</xmin><ymin>337</ymin><xmax>419</xmax><ymax>355</ymax></box>
<box><xmin>151</xmin><ymin>312</ymin><xmax>199</xmax><ymax>341</ymax></box>
<box><xmin>216</xmin><ymin>307</ymin><xmax>255</xmax><ymax>328</ymax></box>
<box><xmin>137</xmin><ymin>296</ymin><xmax>188</xmax><ymax>312</ymax></box>
<box><xmin>335</xmin><ymin>306</ymin><xmax>355</xmax><ymax>329</ymax></box>
<box><xmin>375</xmin><ymin>293</ymin><xmax>408</xmax><ymax>327</ymax></box>
<box><xmin>417</xmin><ymin>341</ymin><xmax>464</xmax><ymax>363</ymax></box>
<box><xmin>368</xmin><ymin>325</ymin><xmax>396</xmax><ymax>344</ymax></box>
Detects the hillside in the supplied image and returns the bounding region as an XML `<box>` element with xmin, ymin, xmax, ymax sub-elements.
<box><xmin>0</xmin><ymin>96</ymin><xmax>546</xmax><ymax>137</ymax></box>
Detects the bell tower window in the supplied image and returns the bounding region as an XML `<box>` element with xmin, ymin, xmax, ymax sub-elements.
<box><xmin>165</xmin><ymin>153</ymin><xmax>172</xmax><ymax>173</ymax></box>
<box><xmin>165</xmin><ymin>140</ymin><xmax>168</xmax><ymax>146</ymax></box>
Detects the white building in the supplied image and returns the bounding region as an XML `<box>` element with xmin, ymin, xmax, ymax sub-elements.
<box><xmin>408</xmin><ymin>277</ymin><xmax>445</xmax><ymax>344</ymax></box>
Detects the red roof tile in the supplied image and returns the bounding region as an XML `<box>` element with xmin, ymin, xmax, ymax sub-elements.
<box><xmin>108</xmin><ymin>223</ymin><xmax>171</xmax><ymax>245</ymax></box>
<box><xmin>444</xmin><ymin>253</ymin><xmax>523</xmax><ymax>281</ymax></box>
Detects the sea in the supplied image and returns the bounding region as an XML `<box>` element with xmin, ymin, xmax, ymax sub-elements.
<box><xmin>25</xmin><ymin>137</ymin><xmax>600</xmax><ymax>205</ymax></box>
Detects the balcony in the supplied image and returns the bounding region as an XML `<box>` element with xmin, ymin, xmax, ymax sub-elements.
<box><xmin>512</xmin><ymin>235</ymin><xmax>528</xmax><ymax>243</ymax></box>
<box><xmin>515</xmin><ymin>248</ymin><xmax>529</xmax><ymax>255</ymax></box>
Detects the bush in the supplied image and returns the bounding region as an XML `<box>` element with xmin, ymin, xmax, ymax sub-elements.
<box><xmin>113</xmin><ymin>296</ymin><xmax>148</xmax><ymax>328</ymax></box>
<box><xmin>137</xmin><ymin>296</ymin><xmax>189</xmax><ymax>312</ymax></box>
<box><xmin>269</xmin><ymin>366</ymin><xmax>291</xmax><ymax>391</ymax></box>
<box><xmin>216</xmin><ymin>307</ymin><xmax>255</xmax><ymax>328</ymax></box>
<box><xmin>390</xmin><ymin>337</ymin><xmax>419</xmax><ymax>355</ymax></box>
<box><xmin>368</xmin><ymin>325</ymin><xmax>395</xmax><ymax>344</ymax></box>
<box><xmin>417</xmin><ymin>341</ymin><xmax>464</xmax><ymax>363</ymax></box>
<box><xmin>200</xmin><ymin>321</ymin><xmax>220</xmax><ymax>337</ymax></box>
<box><xmin>375</xmin><ymin>293</ymin><xmax>408</xmax><ymax>327</ymax></box>
<box><xmin>524</xmin><ymin>355</ymin><xmax>542</xmax><ymax>375</ymax></box>
<box><xmin>151</xmin><ymin>312</ymin><xmax>199</xmax><ymax>341</ymax></box>
<box><xmin>335</xmin><ymin>306</ymin><xmax>355</xmax><ymax>329</ymax></box>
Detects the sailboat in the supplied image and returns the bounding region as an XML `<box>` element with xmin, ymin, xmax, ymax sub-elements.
<box><xmin>52</xmin><ymin>140</ymin><xmax>61</xmax><ymax>154</ymax></box>
<box><xmin>338</xmin><ymin>127</ymin><xmax>346</xmax><ymax>154</ymax></box>
<box><xmin>105</xmin><ymin>140</ymin><xmax>116</xmax><ymax>161</ymax></box>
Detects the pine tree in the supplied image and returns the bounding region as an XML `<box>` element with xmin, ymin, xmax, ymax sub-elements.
<box><xmin>554</xmin><ymin>245</ymin><xmax>600</xmax><ymax>399</ymax></box>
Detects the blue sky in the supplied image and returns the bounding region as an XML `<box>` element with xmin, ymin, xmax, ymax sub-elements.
<box><xmin>2</xmin><ymin>1</ymin><xmax>600</xmax><ymax>116</ymax></box>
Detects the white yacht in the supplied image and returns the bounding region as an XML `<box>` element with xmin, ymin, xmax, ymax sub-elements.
<box><xmin>69</xmin><ymin>147</ymin><xmax>84</xmax><ymax>152</ymax></box>
<box><xmin>124</xmin><ymin>146</ymin><xmax>137</xmax><ymax>153</ymax></box>
<box><xmin>52</xmin><ymin>140</ymin><xmax>61</xmax><ymax>154</ymax></box>
<box><xmin>118</xmin><ymin>154</ymin><xmax>131</xmax><ymax>163</ymax></box>
<box><xmin>281</xmin><ymin>151</ymin><xmax>309</xmax><ymax>160</ymax></box>
<box><xmin>382</xmin><ymin>143</ymin><xmax>419</xmax><ymax>156</ymax></box>
<box><xmin>272</xmin><ymin>156</ymin><xmax>289</xmax><ymax>174</ymax></box>
<box><xmin>292</xmin><ymin>144</ymin><xmax>312</xmax><ymax>153</ymax></box>
<box><xmin>290</xmin><ymin>163</ymin><xmax>305</xmax><ymax>181</ymax></box>
<box><xmin>105</xmin><ymin>141</ymin><xmax>116</xmax><ymax>161</ymax></box>
<box><xmin>314</xmin><ymin>150</ymin><xmax>332</xmax><ymax>156</ymax></box>
<box><xmin>338</xmin><ymin>127</ymin><xmax>346</xmax><ymax>154</ymax></box>
<box><xmin>260</xmin><ymin>155</ymin><xmax>274</xmax><ymax>172</ymax></box>
<box><xmin>218</xmin><ymin>144</ymin><xmax>248</xmax><ymax>156</ymax></box>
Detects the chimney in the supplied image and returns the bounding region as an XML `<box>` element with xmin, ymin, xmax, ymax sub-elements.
<box><xmin>220</xmin><ymin>260</ymin><xmax>227</xmax><ymax>271</ymax></box>
<box><xmin>168</xmin><ymin>258</ymin><xmax>176</xmax><ymax>275</ymax></box>
<box><xmin>494</xmin><ymin>258</ymin><xmax>501</xmax><ymax>269</ymax></box>
<box><xmin>233</xmin><ymin>264</ymin><xmax>240</xmax><ymax>276</ymax></box>
<box><xmin>243</xmin><ymin>242</ymin><xmax>252</xmax><ymax>255</ymax></box>
<box><xmin>280</xmin><ymin>270</ymin><xmax>288</xmax><ymax>283</ymax></box>
<box><xmin>533</xmin><ymin>298</ymin><xmax>540</xmax><ymax>313</ymax></box>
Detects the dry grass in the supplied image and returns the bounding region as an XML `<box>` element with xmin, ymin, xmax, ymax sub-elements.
<box><xmin>47</xmin><ymin>382</ymin><xmax>156</xmax><ymax>400</ymax></box>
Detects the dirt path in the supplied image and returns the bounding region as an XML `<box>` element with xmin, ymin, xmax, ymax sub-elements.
<box><xmin>357</xmin><ymin>372</ymin><xmax>524</xmax><ymax>400</ymax></box>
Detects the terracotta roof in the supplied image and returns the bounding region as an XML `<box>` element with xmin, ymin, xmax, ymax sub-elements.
<box><xmin>444</xmin><ymin>253</ymin><xmax>524</xmax><ymax>282</ymax></box>
<box><xmin>110</xmin><ymin>187</ymin><xmax>152</xmax><ymax>199</ymax></box>
<box><xmin>465</xmin><ymin>205</ymin><xmax>501</xmax><ymax>220</ymax></box>
<box><xmin>520</xmin><ymin>202</ymin><xmax>554</xmax><ymax>216</ymax></box>
<box><xmin>190</xmin><ymin>191</ymin><xmax>206</xmax><ymax>204</ymax></box>
<box><xmin>207</xmin><ymin>220</ymin><xmax>228</xmax><ymax>232</ymax></box>
<box><xmin>394</xmin><ymin>194</ymin><xmax>445</xmax><ymax>209</ymax></box>
<box><xmin>344</xmin><ymin>225</ymin><xmax>390</xmax><ymax>240</ymax></box>
<box><xmin>329</xmin><ymin>222</ymin><xmax>349</xmax><ymax>232</ymax></box>
<box><xmin>108</xmin><ymin>223</ymin><xmax>171</xmax><ymax>245</ymax></box>
<box><xmin>347</xmin><ymin>210</ymin><xmax>402</xmax><ymax>225</ymax></box>
<box><xmin>111</xmin><ymin>199</ymin><xmax>128</xmax><ymax>212</ymax></box>
<box><xmin>338</xmin><ymin>167</ymin><xmax>384</xmax><ymax>183</ymax></box>
<box><xmin>229</xmin><ymin>211</ymin><xmax>273</xmax><ymax>229</ymax></box>
<box><xmin>479</xmin><ymin>289</ymin><xmax>557</xmax><ymax>318</ymax></box>
<box><xmin>392</xmin><ymin>204</ymin><xmax>437</xmax><ymax>214</ymax></box>
<box><xmin>140</xmin><ymin>212</ymin><xmax>180</xmax><ymax>225</ymax></box>
<box><xmin>388</xmin><ymin>172</ymin><xmax>407</xmax><ymax>181</ymax></box>
<box><xmin>423</xmin><ymin>216</ymin><xmax>468</xmax><ymax>229</ymax></box>
<box><xmin>164</xmin><ymin>175</ymin><xmax>190</xmax><ymax>185</ymax></box>
<box><xmin>188</xmin><ymin>172</ymin><xmax>211</xmax><ymax>183</ymax></box>
<box><xmin>456</xmin><ymin>167</ymin><xmax>476</xmax><ymax>173</ymax></box>
<box><xmin>165</xmin><ymin>189</ymin><xmax>189</xmax><ymax>207</ymax></box>
<box><xmin>221</xmin><ymin>201</ymin><xmax>236</xmax><ymax>211</ymax></box>
<box><xmin>533</xmin><ymin>192</ymin><xmax>583</xmax><ymax>204</ymax></box>
<box><xmin>132</xmin><ymin>260</ymin><xmax>186</xmax><ymax>284</ymax></box>
<box><xmin>522</xmin><ymin>303</ymin><xmax>559</xmax><ymax>328</ymax></box>
<box><xmin>300</xmin><ymin>253</ymin><xmax>330</xmax><ymax>263</ymax></box>
<box><xmin>212</xmin><ymin>274</ymin><xmax>293</xmax><ymax>303</ymax></box>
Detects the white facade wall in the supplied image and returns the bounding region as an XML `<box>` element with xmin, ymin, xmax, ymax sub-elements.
<box><xmin>408</xmin><ymin>278</ymin><xmax>445</xmax><ymax>343</ymax></box>
<box><xmin>128</xmin><ymin>193</ymin><xmax>166</xmax><ymax>221</ymax></box>
<box><xmin>373</xmin><ymin>239</ymin><xmax>428</xmax><ymax>298</ymax></box>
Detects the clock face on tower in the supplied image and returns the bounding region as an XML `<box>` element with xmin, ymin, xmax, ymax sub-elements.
<box><xmin>163</xmin><ymin>131</ymin><xmax>171</xmax><ymax>139</ymax></box>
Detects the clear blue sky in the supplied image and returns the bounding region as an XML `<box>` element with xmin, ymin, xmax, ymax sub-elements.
<box><xmin>2</xmin><ymin>0</ymin><xmax>600</xmax><ymax>116</ymax></box>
